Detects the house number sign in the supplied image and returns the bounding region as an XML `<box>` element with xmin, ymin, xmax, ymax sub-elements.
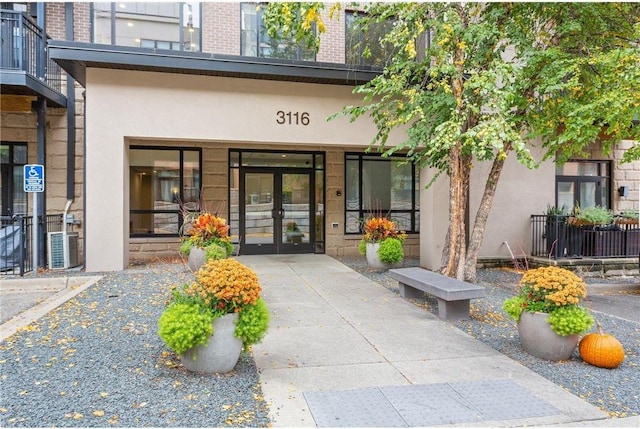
<box><xmin>276</xmin><ymin>111</ymin><xmax>310</xmax><ymax>126</ymax></box>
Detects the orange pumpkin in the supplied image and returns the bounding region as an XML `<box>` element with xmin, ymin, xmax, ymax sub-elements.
<box><xmin>579</xmin><ymin>324</ymin><xmax>625</xmax><ymax>369</ymax></box>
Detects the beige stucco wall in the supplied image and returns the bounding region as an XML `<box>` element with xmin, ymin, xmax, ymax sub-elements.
<box><xmin>85</xmin><ymin>68</ymin><xmax>410</xmax><ymax>271</ymax></box>
<box><xmin>419</xmin><ymin>145</ymin><xmax>556</xmax><ymax>271</ymax></box>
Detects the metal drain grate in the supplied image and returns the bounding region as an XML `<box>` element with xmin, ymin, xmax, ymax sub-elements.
<box><xmin>303</xmin><ymin>379</ymin><xmax>560</xmax><ymax>427</ymax></box>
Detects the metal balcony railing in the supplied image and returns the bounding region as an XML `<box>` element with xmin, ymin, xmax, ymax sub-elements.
<box><xmin>531</xmin><ymin>215</ymin><xmax>640</xmax><ymax>259</ymax></box>
<box><xmin>0</xmin><ymin>9</ymin><xmax>63</xmax><ymax>94</ymax></box>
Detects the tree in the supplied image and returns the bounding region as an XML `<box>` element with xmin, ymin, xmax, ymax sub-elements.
<box><xmin>263</xmin><ymin>2</ymin><xmax>640</xmax><ymax>281</ymax></box>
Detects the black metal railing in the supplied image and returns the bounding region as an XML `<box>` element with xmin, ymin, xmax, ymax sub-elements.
<box><xmin>0</xmin><ymin>214</ymin><xmax>69</xmax><ymax>276</ymax></box>
<box><xmin>531</xmin><ymin>215</ymin><xmax>640</xmax><ymax>259</ymax></box>
<box><xmin>0</xmin><ymin>9</ymin><xmax>63</xmax><ymax>93</ymax></box>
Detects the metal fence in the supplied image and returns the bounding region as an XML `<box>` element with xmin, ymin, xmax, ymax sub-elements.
<box><xmin>531</xmin><ymin>215</ymin><xmax>640</xmax><ymax>259</ymax></box>
<box><xmin>0</xmin><ymin>9</ymin><xmax>63</xmax><ymax>93</ymax></box>
<box><xmin>0</xmin><ymin>214</ymin><xmax>67</xmax><ymax>276</ymax></box>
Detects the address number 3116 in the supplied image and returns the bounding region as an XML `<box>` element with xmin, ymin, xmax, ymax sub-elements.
<box><xmin>276</xmin><ymin>111</ymin><xmax>310</xmax><ymax>126</ymax></box>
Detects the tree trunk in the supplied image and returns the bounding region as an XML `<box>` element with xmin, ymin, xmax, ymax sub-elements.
<box><xmin>463</xmin><ymin>143</ymin><xmax>512</xmax><ymax>282</ymax></box>
<box><xmin>440</xmin><ymin>146</ymin><xmax>470</xmax><ymax>280</ymax></box>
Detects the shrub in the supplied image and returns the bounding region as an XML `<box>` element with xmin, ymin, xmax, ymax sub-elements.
<box><xmin>358</xmin><ymin>238</ymin><xmax>367</xmax><ymax>256</ymax></box>
<box><xmin>235</xmin><ymin>298</ymin><xmax>270</xmax><ymax>348</ymax></box>
<box><xmin>158</xmin><ymin>302</ymin><xmax>214</xmax><ymax>354</ymax></box>
<box><xmin>378</xmin><ymin>237</ymin><xmax>404</xmax><ymax>264</ymax></box>
<box><xmin>548</xmin><ymin>305</ymin><xmax>594</xmax><ymax>336</ymax></box>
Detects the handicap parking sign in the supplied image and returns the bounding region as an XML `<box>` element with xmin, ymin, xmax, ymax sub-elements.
<box><xmin>24</xmin><ymin>164</ymin><xmax>45</xmax><ymax>192</ymax></box>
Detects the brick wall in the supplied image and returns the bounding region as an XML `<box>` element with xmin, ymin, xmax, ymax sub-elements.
<box><xmin>317</xmin><ymin>3</ymin><xmax>345</xmax><ymax>64</ymax></box>
<box><xmin>203</xmin><ymin>2</ymin><xmax>240</xmax><ymax>55</ymax></box>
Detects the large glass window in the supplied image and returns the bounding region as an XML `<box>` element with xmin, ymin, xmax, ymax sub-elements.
<box><xmin>93</xmin><ymin>2</ymin><xmax>201</xmax><ymax>51</ymax></box>
<box><xmin>241</xmin><ymin>3</ymin><xmax>316</xmax><ymax>61</ymax></box>
<box><xmin>345</xmin><ymin>153</ymin><xmax>419</xmax><ymax>234</ymax></box>
<box><xmin>129</xmin><ymin>147</ymin><xmax>201</xmax><ymax>236</ymax></box>
<box><xmin>0</xmin><ymin>143</ymin><xmax>28</xmax><ymax>216</ymax></box>
<box><xmin>345</xmin><ymin>11</ymin><xmax>395</xmax><ymax>67</ymax></box>
<box><xmin>556</xmin><ymin>161</ymin><xmax>611</xmax><ymax>210</ymax></box>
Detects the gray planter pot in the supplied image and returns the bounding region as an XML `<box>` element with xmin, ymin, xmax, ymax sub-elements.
<box><xmin>187</xmin><ymin>247</ymin><xmax>207</xmax><ymax>272</ymax></box>
<box><xmin>180</xmin><ymin>312</ymin><xmax>243</xmax><ymax>374</ymax></box>
<box><xmin>517</xmin><ymin>311</ymin><xmax>579</xmax><ymax>361</ymax></box>
<box><xmin>365</xmin><ymin>242</ymin><xmax>401</xmax><ymax>270</ymax></box>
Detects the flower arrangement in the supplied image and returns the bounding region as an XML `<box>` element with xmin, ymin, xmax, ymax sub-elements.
<box><xmin>158</xmin><ymin>258</ymin><xmax>270</xmax><ymax>355</ymax></box>
<box><xmin>362</xmin><ymin>216</ymin><xmax>407</xmax><ymax>243</ymax></box>
<box><xmin>359</xmin><ymin>216</ymin><xmax>407</xmax><ymax>264</ymax></box>
<box><xmin>180</xmin><ymin>211</ymin><xmax>234</xmax><ymax>258</ymax></box>
<box><xmin>503</xmin><ymin>266</ymin><xmax>594</xmax><ymax>336</ymax></box>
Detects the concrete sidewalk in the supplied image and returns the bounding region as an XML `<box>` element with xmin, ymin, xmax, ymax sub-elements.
<box><xmin>239</xmin><ymin>254</ymin><xmax>639</xmax><ymax>428</ymax></box>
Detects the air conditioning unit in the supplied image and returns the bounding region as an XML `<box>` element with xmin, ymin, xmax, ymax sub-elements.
<box><xmin>47</xmin><ymin>231</ymin><xmax>80</xmax><ymax>269</ymax></box>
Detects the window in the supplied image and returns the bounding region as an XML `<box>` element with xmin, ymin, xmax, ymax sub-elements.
<box><xmin>345</xmin><ymin>153</ymin><xmax>419</xmax><ymax>234</ymax></box>
<box><xmin>129</xmin><ymin>147</ymin><xmax>201</xmax><ymax>236</ymax></box>
<box><xmin>0</xmin><ymin>142</ymin><xmax>28</xmax><ymax>216</ymax></box>
<box><xmin>556</xmin><ymin>161</ymin><xmax>611</xmax><ymax>210</ymax></box>
<box><xmin>241</xmin><ymin>3</ymin><xmax>316</xmax><ymax>61</ymax></box>
<box><xmin>93</xmin><ymin>2</ymin><xmax>201</xmax><ymax>52</ymax></box>
<box><xmin>345</xmin><ymin>11</ymin><xmax>395</xmax><ymax>67</ymax></box>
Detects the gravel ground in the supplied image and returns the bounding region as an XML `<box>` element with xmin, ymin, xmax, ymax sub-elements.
<box><xmin>1</xmin><ymin>257</ymin><xmax>638</xmax><ymax>427</ymax></box>
<box><xmin>336</xmin><ymin>256</ymin><xmax>640</xmax><ymax>420</ymax></box>
<box><xmin>0</xmin><ymin>263</ymin><xmax>270</xmax><ymax>427</ymax></box>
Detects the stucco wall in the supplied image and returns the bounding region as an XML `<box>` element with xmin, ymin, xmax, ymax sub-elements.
<box><xmin>84</xmin><ymin>68</ymin><xmax>408</xmax><ymax>270</ymax></box>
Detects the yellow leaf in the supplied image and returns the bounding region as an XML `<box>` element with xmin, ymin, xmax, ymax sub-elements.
<box><xmin>99</xmin><ymin>392</ymin><xmax>109</xmax><ymax>398</ymax></box>
<box><xmin>93</xmin><ymin>410</ymin><xmax>105</xmax><ymax>417</ymax></box>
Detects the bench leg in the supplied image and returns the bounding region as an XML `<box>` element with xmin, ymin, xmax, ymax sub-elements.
<box><xmin>398</xmin><ymin>283</ymin><xmax>423</xmax><ymax>299</ymax></box>
<box><xmin>437</xmin><ymin>299</ymin><xmax>471</xmax><ymax>321</ymax></box>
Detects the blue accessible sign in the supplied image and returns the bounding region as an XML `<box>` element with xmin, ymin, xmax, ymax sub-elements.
<box><xmin>24</xmin><ymin>164</ymin><xmax>45</xmax><ymax>192</ymax></box>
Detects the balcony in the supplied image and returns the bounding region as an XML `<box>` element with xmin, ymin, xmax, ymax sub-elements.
<box><xmin>531</xmin><ymin>215</ymin><xmax>639</xmax><ymax>259</ymax></box>
<box><xmin>0</xmin><ymin>9</ymin><xmax>66</xmax><ymax>108</ymax></box>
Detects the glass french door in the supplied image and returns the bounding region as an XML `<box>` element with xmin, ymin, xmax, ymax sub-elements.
<box><xmin>240</xmin><ymin>169</ymin><xmax>313</xmax><ymax>254</ymax></box>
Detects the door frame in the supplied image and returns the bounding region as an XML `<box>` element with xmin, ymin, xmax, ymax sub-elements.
<box><xmin>239</xmin><ymin>167</ymin><xmax>315</xmax><ymax>255</ymax></box>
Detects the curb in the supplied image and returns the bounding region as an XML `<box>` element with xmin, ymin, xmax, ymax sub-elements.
<box><xmin>0</xmin><ymin>275</ymin><xmax>103</xmax><ymax>342</ymax></box>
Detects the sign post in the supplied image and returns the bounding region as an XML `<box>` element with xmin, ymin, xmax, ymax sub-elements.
<box><xmin>24</xmin><ymin>164</ymin><xmax>45</xmax><ymax>274</ymax></box>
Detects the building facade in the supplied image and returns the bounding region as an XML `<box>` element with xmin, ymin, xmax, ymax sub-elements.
<box><xmin>1</xmin><ymin>2</ymin><xmax>638</xmax><ymax>273</ymax></box>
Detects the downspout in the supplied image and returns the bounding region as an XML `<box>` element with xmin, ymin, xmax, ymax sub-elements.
<box><xmin>35</xmin><ymin>2</ymin><xmax>47</xmax><ymax>268</ymax></box>
<box><xmin>65</xmin><ymin>2</ymin><xmax>75</xmax><ymax>202</ymax></box>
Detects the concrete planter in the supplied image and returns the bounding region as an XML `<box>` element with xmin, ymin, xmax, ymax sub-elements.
<box><xmin>180</xmin><ymin>313</ymin><xmax>243</xmax><ymax>374</ymax></box>
<box><xmin>365</xmin><ymin>242</ymin><xmax>401</xmax><ymax>270</ymax></box>
<box><xmin>187</xmin><ymin>247</ymin><xmax>207</xmax><ymax>272</ymax></box>
<box><xmin>517</xmin><ymin>311</ymin><xmax>579</xmax><ymax>361</ymax></box>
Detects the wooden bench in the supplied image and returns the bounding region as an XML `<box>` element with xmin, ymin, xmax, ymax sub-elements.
<box><xmin>388</xmin><ymin>267</ymin><xmax>485</xmax><ymax>321</ymax></box>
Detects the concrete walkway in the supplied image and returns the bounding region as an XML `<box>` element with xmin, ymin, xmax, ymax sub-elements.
<box><xmin>239</xmin><ymin>254</ymin><xmax>639</xmax><ymax>428</ymax></box>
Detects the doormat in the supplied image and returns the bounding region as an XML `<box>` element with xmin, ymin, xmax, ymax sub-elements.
<box><xmin>303</xmin><ymin>378</ymin><xmax>559</xmax><ymax>427</ymax></box>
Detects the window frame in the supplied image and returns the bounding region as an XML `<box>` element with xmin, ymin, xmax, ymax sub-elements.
<box><xmin>129</xmin><ymin>145</ymin><xmax>202</xmax><ymax>238</ymax></box>
<box><xmin>555</xmin><ymin>160</ymin><xmax>611</xmax><ymax>210</ymax></box>
<box><xmin>344</xmin><ymin>152</ymin><xmax>420</xmax><ymax>235</ymax></box>
<box><xmin>344</xmin><ymin>10</ymin><xmax>395</xmax><ymax>68</ymax></box>
<box><xmin>91</xmin><ymin>2</ymin><xmax>202</xmax><ymax>52</ymax></box>
<box><xmin>240</xmin><ymin>2</ymin><xmax>317</xmax><ymax>61</ymax></box>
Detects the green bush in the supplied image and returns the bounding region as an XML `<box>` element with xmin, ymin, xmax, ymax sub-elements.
<box><xmin>358</xmin><ymin>239</ymin><xmax>367</xmax><ymax>256</ymax></box>
<box><xmin>502</xmin><ymin>295</ymin><xmax>525</xmax><ymax>322</ymax></box>
<box><xmin>575</xmin><ymin>206</ymin><xmax>613</xmax><ymax>225</ymax></box>
<box><xmin>179</xmin><ymin>240</ymin><xmax>193</xmax><ymax>256</ymax></box>
<box><xmin>158</xmin><ymin>302</ymin><xmax>214</xmax><ymax>354</ymax></box>
<box><xmin>235</xmin><ymin>298</ymin><xmax>270</xmax><ymax>349</ymax></box>
<box><xmin>378</xmin><ymin>238</ymin><xmax>404</xmax><ymax>264</ymax></box>
<box><xmin>548</xmin><ymin>305</ymin><xmax>594</xmax><ymax>336</ymax></box>
<box><xmin>205</xmin><ymin>243</ymin><xmax>228</xmax><ymax>260</ymax></box>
